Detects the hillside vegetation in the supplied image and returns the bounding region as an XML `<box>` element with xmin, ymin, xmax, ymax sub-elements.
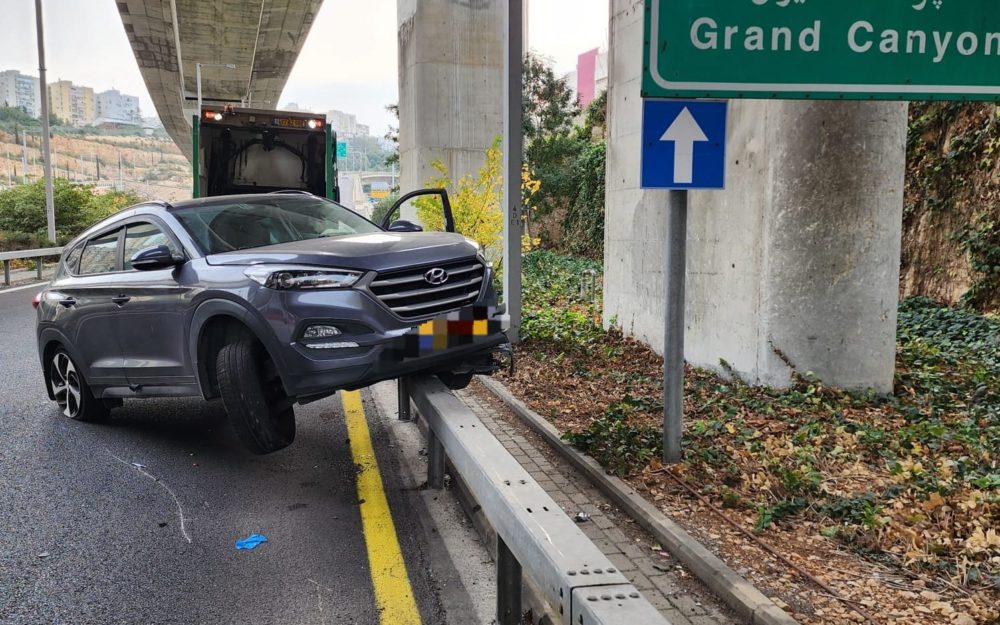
<box><xmin>0</xmin><ymin>122</ymin><xmax>191</xmax><ymax>203</ymax></box>
<box><xmin>902</xmin><ymin>103</ymin><xmax>999</xmax><ymax>310</ymax></box>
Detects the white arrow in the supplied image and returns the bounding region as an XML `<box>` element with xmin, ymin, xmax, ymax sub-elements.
<box><xmin>661</xmin><ymin>107</ymin><xmax>709</xmax><ymax>185</ymax></box>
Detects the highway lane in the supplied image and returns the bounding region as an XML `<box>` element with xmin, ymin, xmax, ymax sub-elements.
<box><xmin>0</xmin><ymin>284</ymin><xmax>458</xmax><ymax>624</ymax></box>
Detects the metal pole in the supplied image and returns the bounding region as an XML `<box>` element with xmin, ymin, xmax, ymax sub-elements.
<box><xmin>34</xmin><ymin>0</ymin><xmax>56</xmax><ymax>243</ymax></box>
<box><xmin>397</xmin><ymin>377</ymin><xmax>411</xmax><ymax>421</ymax></box>
<box><xmin>663</xmin><ymin>190</ymin><xmax>688</xmax><ymax>464</ymax></box>
<box><xmin>191</xmin><ymin>115</ymin><xmax>200</xmax><ymax>198</ymax></box>
<box><xmin>427</xmin><ymin>429</ymin><xmax>445</xmax><ymax>490</ymax></box>
<box><xmin>502</xmin><ymin>0</ymin><xmax>524</xmax><ymax>343</ymax></box>
<box><xmin>21</xmin><ymin>132</ymin><xmax>29</xmax><ymax>183</ymax></box>
<box><xmin>496</xmin><ymin>536</ymin><xmax>522</xmax><ymax>625</ymax></box>
<box><xmin>196</xmin><ymin>62</ymin><xmax>202</xmax><ymax>114</ymax></box>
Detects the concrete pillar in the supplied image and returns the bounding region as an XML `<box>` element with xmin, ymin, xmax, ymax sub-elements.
<box><xmin>397</xmin><ymin>0</ymin><xmax>504</xmax><ymax>195</ymax></box>
<box><xmin>605</xmin><ymin>0</ymin><xmax>907</xmax><ymax>393</ymax></box>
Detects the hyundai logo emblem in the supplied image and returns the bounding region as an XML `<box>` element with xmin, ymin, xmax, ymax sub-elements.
<box><xmin>424</xmin><ymin>268</ymin><xmax>449</xmax><ymax>286</ymax></box>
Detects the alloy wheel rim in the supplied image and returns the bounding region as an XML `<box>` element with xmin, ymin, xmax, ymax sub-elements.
<box><xmin>50</xmin><ymin>353</ymin><xmax>82</xmax><ymax>418</ymax></box>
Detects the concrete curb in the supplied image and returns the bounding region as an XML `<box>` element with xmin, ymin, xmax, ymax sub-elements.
<box><xmin>479</xmin><ymin>377</ymin><xmax>801</xmax><ymax>625</ymax></box>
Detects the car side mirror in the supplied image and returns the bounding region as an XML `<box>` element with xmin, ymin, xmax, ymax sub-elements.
<box><xmin>386</xmin><ymin>220</ymin><xmax>424</xmax><ymax>233</ymax></box>
<box><xmin>131</xmin><ymin>245</ymin><xmax>184</xmax><ymax>271</ymax></box>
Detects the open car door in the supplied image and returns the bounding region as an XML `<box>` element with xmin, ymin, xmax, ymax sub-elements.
<box><xmin>380</xmin><ymin>189</ymin><xmax>455</xmax><ymax>233</ymax></box>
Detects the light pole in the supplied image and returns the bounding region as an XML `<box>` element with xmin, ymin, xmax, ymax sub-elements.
<box><xmin>195</xmin><ymin>62</ymin><xmax>237</xmax><ymax>114</ymax></box>
<box><xmin>34</xmin><ymin>0</ymin><xmax>56</xmax><ymax>243</ymax></box>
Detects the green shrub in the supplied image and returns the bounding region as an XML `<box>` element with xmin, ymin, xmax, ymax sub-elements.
<box><xmin>0</xmin><ymin>179</ymin><xmax>140</xmax><ymax>245</ymax></box>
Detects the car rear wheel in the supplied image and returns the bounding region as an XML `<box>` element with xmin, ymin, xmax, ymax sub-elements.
<box><xmin>49</xmin><ymin>350</ymin><xmax>108</xmax><ymax>422</ymax></box>
<box><xmin>216</xmin><ymin>338</ymin><xmax>295</xmax><ymax>454</ymax></box>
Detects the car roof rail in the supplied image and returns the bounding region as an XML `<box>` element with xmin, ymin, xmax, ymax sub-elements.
<box><xmin>267</xmin><ymin>190</ymin><xmax>315</xmax><ymax>196</ymax></box>
<box><xmin>144</xmin><ymin>199</ymin><xmax>174</xmax><ymax>209</ymax></box>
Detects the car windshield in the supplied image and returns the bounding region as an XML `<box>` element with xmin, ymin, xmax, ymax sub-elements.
<box><xmin>172</xmin><ymin>196</ymin><xmax>383</xmax><ymax>254</ymax></box>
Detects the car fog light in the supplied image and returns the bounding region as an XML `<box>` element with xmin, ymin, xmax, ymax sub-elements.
<box><xmin>303</xmin><ymin>325</ymin><xmax>342</xmax><ymax>339</ymax></box>
<box><xmin>305</xmin><ymin>341</ymin><xmax>360</xmax><ymax>350</ymax></box>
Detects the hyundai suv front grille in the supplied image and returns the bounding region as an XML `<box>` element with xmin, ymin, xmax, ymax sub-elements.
<box><xmin>369</xmin><ymin>258</ymin><xmax>486</xmax><ymax>319</ymax></box>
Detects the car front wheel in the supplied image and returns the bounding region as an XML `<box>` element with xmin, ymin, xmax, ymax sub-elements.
<box><xmin>216</xmin><ymin>338</ymin><xmax>295</xmax><ymax>454</ymax></box>
<box><xmin>49</xmin><ymin>349</ymin><xmax>109</xmax><ymax>422</ymax></box>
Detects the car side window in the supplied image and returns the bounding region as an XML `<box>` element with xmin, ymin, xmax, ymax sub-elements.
<box><xmin>123</xmin><ymin>222</ymin><xmax>177</xmax><ymax>270</ymax></box>
<box><xmin>79</xmin><ymin>230</ymin><xmax>122</xmax><ymax>275</ymax></box>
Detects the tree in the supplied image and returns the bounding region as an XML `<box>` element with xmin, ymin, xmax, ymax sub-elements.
<box><xmin>384</xmin><ymin>104</ymin><xmax>399</xmax><ymax>169</ymax></box>
<box><xmin>521</xmin><ymin>53</ymin><xmax>585</xmax><ymax>240</ymax></box>
<box><xmin>523</xmin><ymin>53</ymin><xmax>579</xmax><ymax>139</ymax></box>
<box><xmin>417</xmin><ymin>135</ymin><xmax>504</xmax><ymax>262</ymax></box>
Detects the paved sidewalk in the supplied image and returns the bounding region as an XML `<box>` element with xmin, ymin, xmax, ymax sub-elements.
<box><xmin>456</xmin><ymin>384</ymin><xmax>737</xmax><ymax>625</ymax></box>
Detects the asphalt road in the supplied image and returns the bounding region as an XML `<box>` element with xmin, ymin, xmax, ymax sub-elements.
<box><xmin>0</xmin><ymin>284</ymin><xmax>454</xmax><ymax>624</ymax></box>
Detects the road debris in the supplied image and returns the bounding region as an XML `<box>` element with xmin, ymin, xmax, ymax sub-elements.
<box><xmin>235</xmin><ymin>534</ymin><xmax>268</xmax><ymax>550</ymax></box>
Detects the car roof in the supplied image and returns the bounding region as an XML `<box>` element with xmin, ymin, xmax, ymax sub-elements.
<box><xmin>166</xmin><ymin>193</ymin><xmax>321</xmax><ymax>212</ymax></box>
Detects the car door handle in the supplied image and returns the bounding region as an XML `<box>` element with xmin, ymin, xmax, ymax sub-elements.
<box><xmin>58</xmin><ymin>297</ymin><xmax>76</xmax><ymax>308</ymax></box>
<box><xmin>111</xmin><ymin>295</ymin><xmax>131</xmax><ymax>306</ymax></box>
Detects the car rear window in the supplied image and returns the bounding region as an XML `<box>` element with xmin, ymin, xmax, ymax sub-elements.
<box><xmin>173</xmin><ymin>197</ymin><xmax>381</xmax><ymax>254</ymax></box>
<box><xmin>60</xmin><ymin>244</ymin><xmax>83</xmax><ymax>276</ymax></box>
<box><xmin>79</xmin><ymin>230</ymin><xmax>121</xmax><ymax>275</ymax></box>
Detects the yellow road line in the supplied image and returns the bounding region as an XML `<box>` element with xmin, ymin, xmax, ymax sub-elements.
<box><xmin>342</xmin><ymin>390</ymin><xmax>422</xmax><ymax>625</ymax></box>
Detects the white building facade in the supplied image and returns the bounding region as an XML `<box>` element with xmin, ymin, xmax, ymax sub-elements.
<box><xmin>94</xmin><ymin>89</ymin><xmax>141</xmax><ymax>126</ymax></box>
<box><xmin>0</xmin><ymin>70</ymin><xmax>41</xmax><ymax>118</ymax></box>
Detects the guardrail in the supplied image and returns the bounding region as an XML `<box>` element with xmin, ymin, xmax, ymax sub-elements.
<box><xmin>0</xmin><ymin>247</ymin><xmax>63</xmax><ymax>286</ymax></box>
<box><xmin>404</xmin><ymin>376</ymin><xmax>673</xmax><ymax>625</ymax></box>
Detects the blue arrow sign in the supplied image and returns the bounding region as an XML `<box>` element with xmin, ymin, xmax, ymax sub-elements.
<box><xmin>641</xmin><ymin>100</ymin><xmax>727</xmax><ymax>190</ymax></box>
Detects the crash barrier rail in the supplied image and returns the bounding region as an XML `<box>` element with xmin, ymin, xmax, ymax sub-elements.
<box><xmin>0</xmin><ymin>247</ymin><xmax>63</xmax><ymax>286</ymax></box>
<box><xmin>402</xmin><ymin>375</ymin><xmax>673</xmax><ymax>625</ymax></box>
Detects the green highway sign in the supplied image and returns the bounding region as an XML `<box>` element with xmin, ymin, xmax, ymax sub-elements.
<box><xmin>643</xmin><ymin>0</ymin><xmax>1000</xmax><ymax>101</ymax></box>
<box><xmin>336</xmin><ymin>141</ymin><xmax>348</xmax><ymax>158</ymax></box>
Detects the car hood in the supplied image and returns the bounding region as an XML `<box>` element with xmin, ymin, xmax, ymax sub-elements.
<box><xmin>204</xmin><ymin>231</ymin><xmax>481</xmax><ymax>273</ymax></box>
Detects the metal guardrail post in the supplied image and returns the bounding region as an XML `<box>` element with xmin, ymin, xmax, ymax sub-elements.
<box><xmin>0</xmin><ymin>247</ymin><xmax>64</xmax><ymax>287</ymax></box>
<box><xmin>397</xmin><ymin>377</ymin><xmax>411</xmax><ymax>421</ymax></box>
<box><xmin>497</xmin><ymin>536</ymin><xmax>523</xmax><ymax>625</ymax></box>
<box><xmin>427</xmin><ymin>429</ymin><xmax>446</xmax><ymax>490</ymax></box>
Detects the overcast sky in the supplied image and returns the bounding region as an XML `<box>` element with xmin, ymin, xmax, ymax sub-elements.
<box><xmin>0</xmin><ymin>0</ymin><xmax>608</xmax><ymax>137</ymax></box>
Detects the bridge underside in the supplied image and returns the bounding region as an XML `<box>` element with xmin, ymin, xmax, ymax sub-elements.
<box><xmin>117</xmin><ymin>0</ymin><xmax>322</xmax><ymax>159</ymax></box>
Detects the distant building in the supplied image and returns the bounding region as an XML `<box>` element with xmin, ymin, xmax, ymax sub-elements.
<box><xmin>575</xmin><ymin>48</ymin><xmax>608</xmax><ymax>109</ymax></box>
<box><xmin>0</xmin><ymin>70</ymin><xmax>41</xmax><ymax>118</ymax></box>
<box><xmin>281</xmin><ymin>102</ymin><xmax>314</xmax><ymax>113</ymax></box>
<box><xmin>327</xmin><ymin>109</ymin><xmax>370</xmax><ymax>139</ymax></box>
<box><xmin>93</xmin><ymin>89</ymin><xmax>141</xmax><ymax>126</ymax></box>
<box><xmin>49</xmin><ymin>80</ymin><xmax>95</xmax><ymax>127</ymax></box>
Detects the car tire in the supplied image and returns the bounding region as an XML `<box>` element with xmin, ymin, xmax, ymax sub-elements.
<box><xmin>437</xmin><ymin>371</ymin><xmax>474</xmax><ymax>391</ymax></box>
<box><xmin>216</xmin><ymin>338</ymin><xmax>295</xmax><ymax>455</ymax></box>
<box><xmin>49</xmin><ymin>349</ymin><xmax>109</xmax><ymax>422</ymax></box>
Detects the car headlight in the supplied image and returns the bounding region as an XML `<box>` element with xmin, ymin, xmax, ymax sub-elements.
<box><xmin>244</xmin><ymin>265</ymin><xmax>362</xmax><ymax>290</ymax></box>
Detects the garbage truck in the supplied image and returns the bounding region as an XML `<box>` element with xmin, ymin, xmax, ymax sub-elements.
<box><xmin>192</xmin><ymin>106</ymin><xmax>340</xmax><ymax>201</ymax></box>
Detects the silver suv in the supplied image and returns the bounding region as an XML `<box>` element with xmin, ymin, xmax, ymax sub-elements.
<box><xmin>34</xmin><ymin>191</ymin><xmax>509</xmax><ymax>454</ymax></box>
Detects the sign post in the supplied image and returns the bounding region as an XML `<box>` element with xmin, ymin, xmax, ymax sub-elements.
<box><xmin>641</xmin><ymin>99</ymin><xmax>727</xmax><ymax>464</ymax></box>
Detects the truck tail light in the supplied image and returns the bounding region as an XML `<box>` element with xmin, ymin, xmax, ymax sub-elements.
<box><xmin>32</xmin><ymin>291</ymin><xmax>42</xmax><ymax>309</ymax></box>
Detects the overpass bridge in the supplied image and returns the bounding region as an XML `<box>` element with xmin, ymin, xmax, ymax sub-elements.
<box><xmin>116</xmin><ymin>0</ymin><xmax>322</xmax><ymax>158</ymax></box>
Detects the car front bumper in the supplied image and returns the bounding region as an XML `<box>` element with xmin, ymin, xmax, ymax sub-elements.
<box><xmin>250</xmin><ymin>274</ymin><xmax>509</xmax><ymax>399</ymax></box>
